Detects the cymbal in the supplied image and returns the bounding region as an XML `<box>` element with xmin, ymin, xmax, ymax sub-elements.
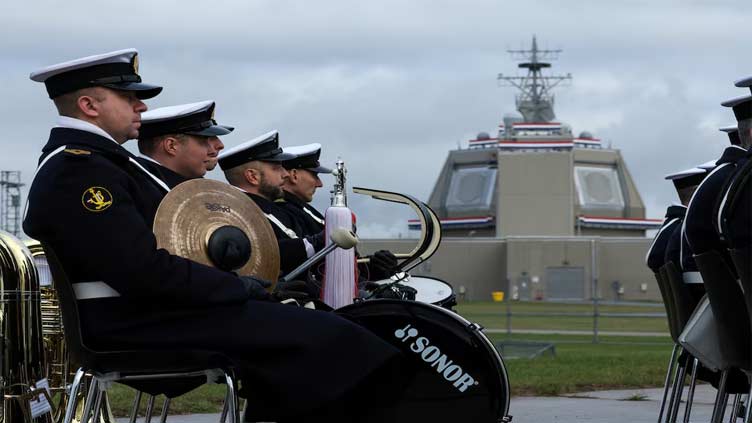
<box><xmin>153</xmin><ymin>179</ymin><xmax>280</xmax><ymax>285</ymax></box>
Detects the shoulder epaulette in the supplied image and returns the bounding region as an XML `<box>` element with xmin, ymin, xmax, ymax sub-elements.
<box><xmin>63</xmin><ymin>148</ymin><xmax>92</xmax><ymax>157</ymax></box>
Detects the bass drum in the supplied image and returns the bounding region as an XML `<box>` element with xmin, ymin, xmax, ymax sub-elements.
<box><xmin>372</xmin><ymin>275</ymin><xmax>456</xmax><ymax>308</ymax></box>
<box><xmin>336</xmin><ymin>300</ymin><xmax>511</xmax><ymax>422</ymax></box>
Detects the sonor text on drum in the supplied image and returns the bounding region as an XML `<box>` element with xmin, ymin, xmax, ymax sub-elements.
<box><xmin>394</xmin><ymin>324</ymin><xmax>477</xmax><ymax>392</ymax></box>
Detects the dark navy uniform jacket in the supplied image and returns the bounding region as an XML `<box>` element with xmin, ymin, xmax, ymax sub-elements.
<box><xmin>279</xmin><ymin>190</ymin><xmax>325</xmax><ymax>237</ymax></box>
<box><xmin>277</xmin><ymin>191</ymin><xmax>327</xmax><ymax>296</ymax></box>
<box><xmin>245</xmin><ymin>192</ymin><xmax>309</xmax><ymax>274</ymax></box>
<box><xmin>23</xmin><ymin>126</ymin><xmax>401</xmax><ymax>420</ymax></box>
<box><xmin>134</xmin><ymin>156</ymin><xmax>189</xmax><ymax>189</ymax></box>
<box><xmin>24</xmin><ymin>128</ymin><xmax>254</xmax><ymax>339</ymax></box>
<box><xmin>685</xmin><ymin>146</ymin><xmax>749</xmax><ymax>256</ymax></box>
<box><xmin>647</xmin><ymin>205</ymin><xmax>685</xmax><ymax>272</ymax></box>
<box><xmin>718</xmin><ymin>156</ymin><xmax>752</xmax><ymax>249</ymax></box>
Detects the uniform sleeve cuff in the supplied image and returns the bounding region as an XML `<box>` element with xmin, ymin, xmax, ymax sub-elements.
<box><xmin>303</xmin><ymin>239</ymin><xmax>315</xmax><ymax>258</ymax></box>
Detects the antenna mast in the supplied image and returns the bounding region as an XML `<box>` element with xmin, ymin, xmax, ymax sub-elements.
<box><xmin>0</xmin><ymin>171</ymin><xmax>23</xmax><ymax>236</ymax></box>
<box><xmin>497</xmin><ymin>35</ymin><xmax>572</xmax><ymax>122</ymax></box>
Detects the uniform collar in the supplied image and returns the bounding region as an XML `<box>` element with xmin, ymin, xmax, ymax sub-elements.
<box><xmin>283</xmin><ymin>190</ymin><xmax>306</xmax><ymax>208</ymax></box>
<box><xmin>44</xmin><ymin>126</ymin><xmax>132</xmax><ymax>160</ymax></box>
<box><xmin>137</xmin><ymin>153</ymin><xmax>161</xmax><ymax>165</ymax></box>
<box><xmin>55</xmin><ymin>116</ymin><xmax>120</xmax><ymax>145</ymax></box>
<box><xmin>666</xmin><ymin>204</ymin><xmax>686</xmax><ymax>219</ymax></box>
<box><xmin>243</xmin><ymin>191</ymin><xmax>275</xmax><ymax>212</ymax></box>
<box><xmin>136</xmin><ymin>156</ymin><xmax>188</xmax><ymax>188</ymax></box>
<box><xmin>718</xmin><ymin>145</ymin><xmax>749</xmax><ymax>164</ymax></box>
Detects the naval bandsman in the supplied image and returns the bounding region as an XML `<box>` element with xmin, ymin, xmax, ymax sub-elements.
<box><xmin>682</xmin><ymin>94</ymin><xmax>752</xmax><ymax>395</ymax></box>
<box><xmin>218</xmin><ymin>131</ymin><xmax>326</xmax><ymax>275</ymax></box>
<box><xmin>684</xmin><ymin>95</ymin><xmax>752</xmax><ymax>257</ymax></box>
<box><xmin>279</xmin><ymin>143</ymin><xmax>400</xmax><ymax>283</ymax></box>
<box><xmin>23</xmin><ymin>49</ymin><xmax>404</xmax><ymax>422</ymax></box>
<box><xmin>661</xmin><ymin>167</ymin><xmax>707</xmax><ymax>295</ymax></box>
<box><xmin>278</xmin><ymin>143</ymin><xmax>329</xmax><ymax>235</ymax></box>
<box><xmin>647</xmin><ymin>167</ymin><xmax>703</xmax><ymax>273</ymax></box>
<box><xmin>716</xmin><ymin>112</ymin><xmax>752</xmax><ymax>257</ymax></box>
<box><xmin>136</xmin><ymin>100</ymin><xmax>232</xmax><ymax>188</ymax></box>
<box><xmin>655</xmin><ymin>165</ymin><xmax>747</xmax><ymax>393</ymax></box>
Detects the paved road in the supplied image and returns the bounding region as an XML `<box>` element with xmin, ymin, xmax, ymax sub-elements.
<box><xmin>514</xmin><ymin>385</ymin><xmax>727</xmax><ymax>422</ymax></box>
<box><xmin>117</xmin><ymin>385</ymin><xmax>736</xmax><ymax>422</ymax></box>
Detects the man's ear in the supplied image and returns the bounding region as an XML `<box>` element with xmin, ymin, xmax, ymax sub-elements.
<box><xmin>76</xmin><ymin>95</ymin><xmax>100</xmax><ymax>118</ymax></box>
<box><xmin>162</xmin><ymin>136</ymin><xmax>180</xmax><ymax>157</ymax></box>
<box><xmin>244</xmin><ymin>168</ymin><xmax>260</xmax><ymax>186</ymax></box>
<box><xmin>287</xmin><ymin>168</ymin><xmax>298</xmax><ymax>184</ymax></box>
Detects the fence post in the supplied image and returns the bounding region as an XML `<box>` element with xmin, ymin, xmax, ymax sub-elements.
<box><xmin>591</xmin><ymin>238</ymin><xmax>599</xmax><ymax>344</ymax></box>
<box><xmin>506</xmin><ymin>277</ymin><xmax>512</xmax><ymax>336</ymax></box>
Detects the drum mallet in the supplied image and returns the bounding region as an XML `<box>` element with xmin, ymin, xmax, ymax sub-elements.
<box><xmin>281</xmin><ymin>228</ymin><xmax>358</xmax><ymax>283</ymax></box>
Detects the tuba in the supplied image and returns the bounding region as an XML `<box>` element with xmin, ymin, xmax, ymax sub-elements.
<box><xmin>24</xmin><ymin>241</ymin><xmax>69</xmax><ymax>422</ymax></box>
<box><xmin>0</xmin><ymin>231</ymin><xmax>51</xmax><ymax>422</ymax></box>
<box><xmin>23</xmin><ymin>240</ymin><xmax>116</xmax><ymax>423</ymax></box>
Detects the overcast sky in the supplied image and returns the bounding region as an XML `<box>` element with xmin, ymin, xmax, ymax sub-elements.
<box><xmin>2</xmin><ymin>0</ymin><xmax>751</xmax><ymax>238</ymax></box>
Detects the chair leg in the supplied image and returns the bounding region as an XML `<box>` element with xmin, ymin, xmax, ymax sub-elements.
<box><xmin>63</xmin><ymin>368</ymin><xmax>85</xmax><ymax>423</ymax></box>
<box><xmin>160</xmin><ymin>397</ymin><xmax>171</xmax><ymax>423</ymax></box>
<box><xmin>219</xmin><ymin>394</ymin><xmax>229</xmax><ymax>423</ymax></box>
<box><xmin>100</xmin><ymin>391</ymin><xmax>118</xmax><ymax>422</ymax></box>
<box><xmin>80</xmin><ymin>377</ymin><xmax>99</xmax><ymax>423</ymax></box>
<box><xmin>91</xmin><ymin>388</ymin><xmax>104</xmax><ymax>423</ymax></box>
<box><xmin>669</xmin><ymin>358</ymin><xmax>689</xmax><ymax>423</ymax></box>
<box><xmin>683</xmin><ymin>358</ymin><xmax>700</xmax><ymax>423</ymax></box>
<box><xmin>129</xmin><ymin>391</ymin><xmax>143</xmax><ymax>423</ymax></box>
<box><xmin>729</xmin><ymin>394</ymin><xmax>741</xmax><ymax>422</ymax></box>
<box><xmin>225</xmin><ymin>372</ymin><xmax>240</xmax><ymax>423</ymax></box>
<box><xmin>144</xmin><ymin>395</ymin><xmax>156</xmax><ymax>423</ymax></box>
<box><xmin>660</xmin><ymin>345</ymin><xmax>680</xmax><ymax>423</ymax></box>
<box><xmin>712</xmin><ymin>370</ymin><xmax>730</xmax><ymax>423</ymax></box>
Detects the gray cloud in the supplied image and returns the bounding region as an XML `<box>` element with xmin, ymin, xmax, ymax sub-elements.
<box><xmin>2</xmin><ymin>0</ymin><xmax>751</xmax><ymax>238</ymax></box>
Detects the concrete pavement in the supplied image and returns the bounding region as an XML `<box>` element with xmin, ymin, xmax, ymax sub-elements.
<box><xmin>118</xmin><ymin>384</ymin><xmax>739</xmax><ymax>422</ymax></box>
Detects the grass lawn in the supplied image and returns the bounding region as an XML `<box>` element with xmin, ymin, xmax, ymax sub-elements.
<box><xmin>99</xmin><ymin>301</ymin><xmax>674</xmax><ymax>416</ymax></box>
<box><xmin>491</xmin><ymin>333</ymin><xmax>672</xmax><ymax>396</ymax></box>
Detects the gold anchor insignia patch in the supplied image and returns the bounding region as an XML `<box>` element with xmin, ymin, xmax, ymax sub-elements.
<box><xmin>81</xmin><ymin>187</ymin><xmax>113</xmax><ymax>212</ymax></box>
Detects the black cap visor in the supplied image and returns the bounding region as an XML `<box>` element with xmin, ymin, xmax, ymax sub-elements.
<box><xmin>185</xmin><ymin>124</ymin><xmax>234</xmax><ymax>137</ymax></box>
<box><xmin>101</xmin><ymin>81</ymin><xmax>163</xmax><ymax>99</ymax></box>
<box><xmin>306</xmin><ymin>165</ymin><xmax>332</xmax><ymax>174</ymax></box>
<box><xmin>260</xmin><ymin>151</ymin><xmax>296</xmax><ymax>162</ymax></box>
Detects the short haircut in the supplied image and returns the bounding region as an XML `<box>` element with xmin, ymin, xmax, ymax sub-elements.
<box><xmin>224</xmin><ymin>161</ymin><xmax>262</xmax><ymax>186</ymax></box>
<box><xmin>52</xmin><ymin>87</ymin><xmax>105</xmax><ymax>117</ymax></box>
<box><xmin>137</xmin><ymin>133</ymin><xmax>186</xmax><ymax>155</ymax></box>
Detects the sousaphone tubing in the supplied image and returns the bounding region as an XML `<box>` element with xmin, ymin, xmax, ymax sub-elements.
<box><xmin>153</xmin><ymin>179</ymin><xmax>280</xmax><ymax>286</ymax></box>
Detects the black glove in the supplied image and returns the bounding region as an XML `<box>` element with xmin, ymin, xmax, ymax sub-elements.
<box><xmin>272</xmin><ymin>279</ymin><xmax>312</xmax><ymax>302</ymax></box>
<box><xmin>364</xmin><ymin>282</ymin><xmax>417</xmax><ymax>301</ymax></box>
<box><xmin>239</xmin><ymin>276</ymin><xmax>273</xmax><ymax>301</ymax></box>
<box><xmin>368</xmin><ymin>250</ymin><xmax>398</xmax><ymax>280</ymax></box>
<box><xmin>305</xmin><ymin>231</ymin><xmax>325</xmax><ymax>252</ymax></box>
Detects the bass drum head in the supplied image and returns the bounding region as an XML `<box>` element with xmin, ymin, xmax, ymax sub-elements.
<box><xmin>374</xmin><ymin>275</ymin><xmax>455</xmax><ymax>306</ymax></box>
<box><xmin>336</xmin><ymin>299</ymin><xmax>510</xmax><ymax>422</ymax></box>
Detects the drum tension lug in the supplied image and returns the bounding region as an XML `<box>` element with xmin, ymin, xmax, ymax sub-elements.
<box><xmin>468</xmin><ymin>322</ymin><xmax>484</xmax><ymax>332</ymax></box>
